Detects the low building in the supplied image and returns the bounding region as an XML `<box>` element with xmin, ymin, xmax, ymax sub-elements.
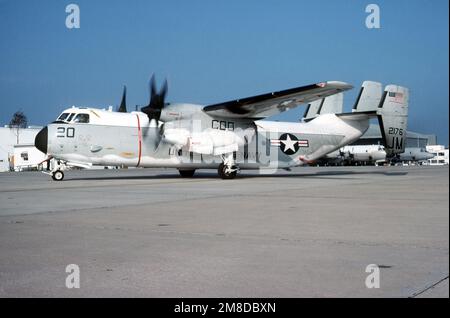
<box><xmin>0</xmin><ymin>126</ymin><xmax>43</xmax><ymax>172</ymax></box>
<box><xmin>12</xmin><ymin>144</ymin><xmax>48</xmax><ymax>171</ymax></box>
<box><xmin>354</xmin><ymin>124</ymin><xmax>437</xmax><ymax>148</ymax></box>
<box><xmin>426</xmin><ymin>145</ymin><xmax>449</xmax><ymax>166</ymax></box>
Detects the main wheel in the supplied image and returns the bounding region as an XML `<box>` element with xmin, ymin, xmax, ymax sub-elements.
<box><xmin>218</xmin><ymin>163</ymin><xmax>237</xmax><ymax>180</ymax></box>
<box><xmin>178</xmin><ymin>169</ymin><xmax>196</xmax><ymax>178</ymax></box>
<box><xmin>52</xmin><ymin>170</ymin><xmax>64</xmax><ymax>181</ymax></box>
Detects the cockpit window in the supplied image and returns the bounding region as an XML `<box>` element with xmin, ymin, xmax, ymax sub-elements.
<box><xmin>73</xmin><ymin>113</ymin><xmax>90</xmax><ymax>123</ymax></box>
<box><xmin>57</xmin><ymin>113</ymin><xmax>70</xmax><ymax>121</ymax></box>
<box><xmin>67</xmin><ymin>113</ymin><xmax>76</xmax><ymax>122</ymax></box>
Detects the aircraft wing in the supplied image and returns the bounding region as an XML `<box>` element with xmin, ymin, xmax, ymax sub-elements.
<box><xmin>202</xmin><ymin>81</ymin><xmax>353</xmax><ymax>119</ymax></box>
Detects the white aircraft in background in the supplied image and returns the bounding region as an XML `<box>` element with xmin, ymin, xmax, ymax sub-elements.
<box><xmin>34</xmin><ymin>77</ymin><xmax>409</xmax><ymax>180</ymax></box>
<box><xmin>326</xmin><ymin>144</ymin><xmax>387</xmax><ymax>165</ymax></box>
<box><xmin>323</xmin><ymin>145</ymin><xmax>434</xmax><ymax>166</ymax></box>
<box><xmin>396</xmin><ymin>147</ymin><xmax>434</xmax><ymax>163</ymax></box>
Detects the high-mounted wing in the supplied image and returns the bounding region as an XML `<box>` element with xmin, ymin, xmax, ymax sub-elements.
<box><xmin>202</xmin><ymin>81</ymin><xmax>353</xmax><ymax>119</ymax></box>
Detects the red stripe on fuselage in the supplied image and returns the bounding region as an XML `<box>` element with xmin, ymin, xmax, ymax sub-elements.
<box><xmin>136</xmin><ymin>114</ymin><xmax>142</xmax><ymax>167</ymax></box>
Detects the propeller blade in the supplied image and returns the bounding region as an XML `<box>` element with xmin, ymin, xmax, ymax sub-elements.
<box><xmin>118</xmin><ymin>85</ymin><xmax>127</xmax><ymax>113</ymax></box>
<box><xmin>150</xmin><ymin>74</ymin><xmax>157</xmax><ymax>100</ymax></box>
<box><xmin>148</xmin><ymin>119</ymin><xmax>165</xmax><ymax>151</ymax></box>
<box><xmin>160</xmin><ymin>78</ymin><xmax>168</xmax><ymax>101</ymax></box>
<box><xmin>141</xmin><ymin>74</ymin><xmax>168</xmax><ymax>122</ymax></box>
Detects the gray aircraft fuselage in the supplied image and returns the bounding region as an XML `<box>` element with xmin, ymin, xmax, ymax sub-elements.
<box><xmin>34</xmin><ymin>82</ymin><xmax>409</xmax><ymax>180</ymax></box>
<box><xmin>38</xmin><ymin>104</ymin><xmax>368</xmax><ymax>171</ymax></box>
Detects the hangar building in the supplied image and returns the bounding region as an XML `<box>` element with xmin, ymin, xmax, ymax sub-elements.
<box><xmin>353</xmin><ymin>124</ymin><xmax>438</xmax><ymax>148</ymax></box>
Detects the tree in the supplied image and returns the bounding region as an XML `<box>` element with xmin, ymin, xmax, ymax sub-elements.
<box><xmin>9</xmin><ymin>111</ymin><xmax>28</xmax><ymax>144</ymax></box>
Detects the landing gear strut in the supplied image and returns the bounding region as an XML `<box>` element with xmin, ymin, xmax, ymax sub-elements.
<box><xmin>44</xmin><ymin>160</ymin><xmax>67</xmax><ymax>181</ymax></box>
<box><xmin>218</xmin><ymin>153</ymin><xmax>238</xmax><ymax>179</ymax></box>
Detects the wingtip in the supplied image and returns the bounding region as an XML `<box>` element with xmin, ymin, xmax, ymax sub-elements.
<box><xmin>323</xmin><ymin>81</ymin><xmax>354</xmax><ymax>90</ymax></box>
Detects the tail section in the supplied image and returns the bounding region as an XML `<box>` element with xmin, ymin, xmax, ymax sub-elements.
<box><xmin>350</xmin><ymin>82</ymin><xmax>409</xmax><ymax>156</ymax></box>
<box><xmin>320</xmin><ymin>93</ymin><xmax>343</xmax><ymax>115</ymax></box>
<box><xmin>303</xmin><ymin>93</ymin><xmax>343</xmax><ymax>120</ymax></box>
<box><xmin>377</xmin><ymin>85</ymin><xmax>409</xmax><ymax>156</ymax></box>
<box><xmin>339</xmin><ymin>82</ymin><xmax>409</xmax><ymax>156</ymax></box>
<box><xmin>303</xmin><ymin>99</ymin><xmax>321</xmax><ymax>120</ymax></box>
<box><xmin>352</xmin><ymin>81</ymin><xmax>382</xmax><ymax>112</ymax></box>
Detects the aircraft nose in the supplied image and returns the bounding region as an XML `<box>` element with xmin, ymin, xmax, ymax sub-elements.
<box><xmin>34</xmin><ymin>126</ymin><xmax>48</xmax><ymax>154</ymax></box>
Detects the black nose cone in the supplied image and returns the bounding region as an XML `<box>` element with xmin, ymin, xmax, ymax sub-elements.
<box><xmin>35</xmin><ymin>126</ymin><xmax>48</xmax><ymax>154</ymax></box>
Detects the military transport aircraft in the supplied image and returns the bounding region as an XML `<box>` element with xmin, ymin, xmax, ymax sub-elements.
<box><xmin>322</xmin><ymin>145</ymin><xmax>388</xmax><ymax>166</ymax></box>
<box><xmin>34</xmin><ymin>77</ymin><xmax>409</xmax><ymax>180</ymax></box>
<box><xmin>323</xmin><ymin>145</ymin><xmax>434</xmax><ymax>166</ymax></box>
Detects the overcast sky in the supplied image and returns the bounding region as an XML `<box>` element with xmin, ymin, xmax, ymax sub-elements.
<box><xmin>0</xmin><ymin>0</ymin><xmax>448</xmax><ymax>145</ymax></box>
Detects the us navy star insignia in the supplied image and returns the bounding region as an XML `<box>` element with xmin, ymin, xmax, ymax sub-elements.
<box><xmin>281</xmin><ymin>134</ymin><xmax>297</xmax><ymax>153</ymax></box>
<box><xmin>279</xmin><ymin>133</ymin><xmax>300</xmax><ymax>155</ymax></box>
<box><xmin>270</xmin><ymin>133</ymin><xmax>309</xmax><ymax>155</ymax></box>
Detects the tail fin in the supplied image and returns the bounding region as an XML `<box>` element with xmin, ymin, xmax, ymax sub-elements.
<box><xmin>303</xmin><ymin>93</ymin><xmax>343</xmax><ymax>120</ymax></box>
<box><xmin>352</xmin><ymin>81</ymin><xmax>382</xmax><ymax>112</ymax></box>
<box><xmin>320</xmin><ymin>93</ymin><xmax>343</xmax><ymax>115</ymax></box>
<box><xmin>377</xmin><ymin>85</ymin><xmax>409</xmax><ymax>156</ymax></box>
<box><xmin>350</xmin><ymin>81</ymin><xmax>409</xmax><ymax>156</ymax></box>
<box><xmin>303</xmin><ymin>99</ymin><xmax>321</xmax><ymax>120</ymax></box>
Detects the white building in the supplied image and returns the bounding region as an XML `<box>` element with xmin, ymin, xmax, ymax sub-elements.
<box><xmin>356</xmin><ymin>124</ymin><xmax>437</xmax><ymax>148</ymax></box>
<box><xmin>426</xmin><ymin>145</ymin><xmax>449</xmax><ymax>166</ymax></box>
<box><xmin>13</xmin><ymin>144</ymin><xmax>47</xmax><ymax>171</ymax></box>
<box><xmin>0</xmin><ymin>126</ymin><xmax>43</xmax><ymax>172</ymax></box>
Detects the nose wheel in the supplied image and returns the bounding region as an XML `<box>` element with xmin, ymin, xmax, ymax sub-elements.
<box><xmin>52</xmin><ymin>170</ymin><xmax>64</xmax><ymax>181</ymax></box>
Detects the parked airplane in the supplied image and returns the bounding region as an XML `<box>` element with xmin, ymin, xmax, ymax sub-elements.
<box><xmin>34</xmin><ymin>77</ymin><xmax>409</xmax><ymax>180</ymax></box>
<box><xmin>324</xmin><ymin>144</ymin><xmax>387</xmax><ymax>166</ymax></box>
<box><xmin>322</xmin><ymin>145</ymin><xmax>433</xmax><ymax>166</ymax></box>
<box><xmin>396</xmin><ymin>147</ymin><xmax>434</xmax><ymax>163</ymax></box>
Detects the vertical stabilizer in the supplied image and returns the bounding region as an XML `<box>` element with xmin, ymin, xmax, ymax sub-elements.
<box><xmin>303</xmin><ymin>93</ymin><xmax>343</xmax><ymax>120</ymax></box>
<box><xmin>377</xmin><ymin>85</ymin><xmax>409</xmax><ymax>156</ymax></box>
<box><xmin>352</xmin><ymin>81</ymin><xmax>382</xmax><ymax>112</ymax></box>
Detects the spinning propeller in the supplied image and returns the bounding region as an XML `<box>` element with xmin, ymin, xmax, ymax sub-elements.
<box><xmin>141</xmin><ymin>74</ymin><xmax>169</xmax><ymax>149</ymax></box>
<box><xmin>114</xmin><ymin>76</ymin><xmax>169</xmax><ymax>150</ymax></box>
<box><xmin>141</xmin><ymin>74</ymin><xmax>168</xmax><ymax>122</ymax></box>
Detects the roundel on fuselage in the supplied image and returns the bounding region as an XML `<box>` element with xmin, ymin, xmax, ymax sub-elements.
<box><xmin>279</xmin><ymin>133</ymin><xmax>300</xmax><ymax>155</ymax></box>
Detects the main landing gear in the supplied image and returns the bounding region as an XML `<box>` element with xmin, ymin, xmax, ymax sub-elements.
<box><xmin>178</xmin><ymin>169</ymin><xmax>196</xmax><ymax>178</ymax></box>
<box><xmin>218</xmin><ymin>153</ymin><xmax>238</xmax><ymax>179</ymax></box>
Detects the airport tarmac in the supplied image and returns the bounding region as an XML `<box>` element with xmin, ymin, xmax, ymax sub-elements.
<box><xmin>0</xmin><ymin>166</ymin><xmax>448</xmax><ymax>298</ymax></box>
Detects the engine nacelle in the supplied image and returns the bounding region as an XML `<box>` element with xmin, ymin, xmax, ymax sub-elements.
<box><xmin>159</xmin><ymin>103</ymin><xmax>204</xmax><ymax>122</ymax></box>
<box><xmin>163</xmin><ymin>126</ymin><xmax>256</xmax><ymax>156</ymax></box>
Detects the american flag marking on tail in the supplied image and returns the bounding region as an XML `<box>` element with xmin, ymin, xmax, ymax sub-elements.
<box><xmin>389</xmin><ymin>92</ymin><xmax>404</xmax><ymax>104</ymax></box>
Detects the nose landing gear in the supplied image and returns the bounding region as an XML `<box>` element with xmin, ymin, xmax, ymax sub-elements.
<box><xmin>52</xmin><ymin>170</ymin><xmax>64</xmax><ymax>181</ymax></box>
<box><xmin>43</xmin><ymin>160</ymin><xmax>68</xmax><ymax>181</ymax></box>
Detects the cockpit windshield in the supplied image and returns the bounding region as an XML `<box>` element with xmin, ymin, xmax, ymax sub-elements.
<box><xmin>57</xmin><ymin>113</ymin><xmax>70</xmax><ymax>121</ymax></box>
<box><xmin>73</xmin><ymin>113</ymin><xmax>90</xmax><ymax>123</ymax></box>
<box><xmin>56</xmin><ymin>112</ymin><xmax>88</xmax><ymax>123</ymax></box>
<box><xmin>67</xmin><ymin>113</ymin><xmax>76</xmax><ymax>122</ymax></box>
